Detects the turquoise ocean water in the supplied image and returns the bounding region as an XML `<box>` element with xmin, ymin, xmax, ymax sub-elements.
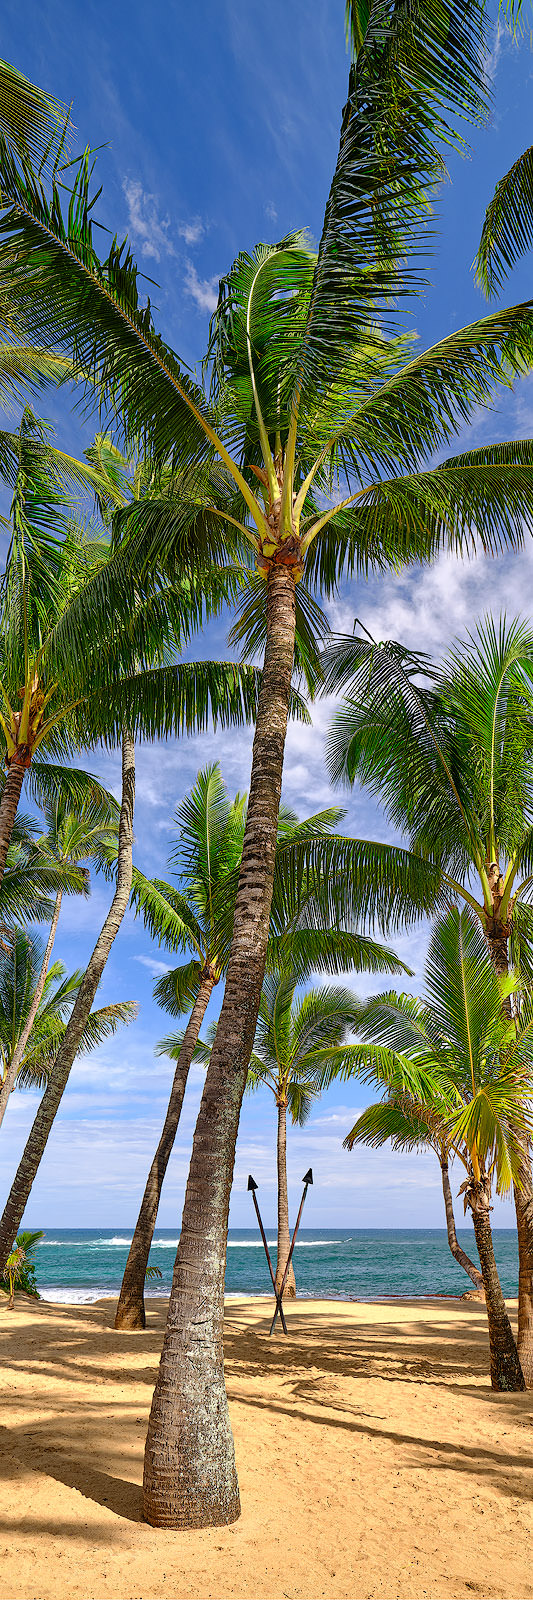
<box><xmin>31</xmin><ymin>1227</ymin><xmax>519</xmax><ymax>1304</ymax></box>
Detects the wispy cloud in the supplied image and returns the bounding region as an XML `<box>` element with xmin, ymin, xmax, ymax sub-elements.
<box><xmin>122</xmin><ymin>179</ymin><xmax>174</xmax><ymax>261</ymax></box>
<box><xmin>134</xmin><ymin>955</ymin><xmax>171</xmax><ymax>977</ymax></box>
<box><xmin>265</xmin><ymin>201</ymin><xmax>278</xmax><ymax>224</ymax></box>
<box><xmin>178</xmin><ymin>216</ymin><xmax>205</xmax><ymax>246</ymax></box>
<box><xmin>184</xmin><ymin>261</ymin><xmax>220</xmax><ymax>313</ymax></box>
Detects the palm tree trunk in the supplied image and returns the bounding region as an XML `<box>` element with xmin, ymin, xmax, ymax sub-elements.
<box><xmin>0</xmin><ymin>760</ymin><xmax>25</xmax><ymax>892</ymax></box>
<box><xmin>143</xmin><ymin>561</ymin><xmax>297</xmax><ymax>1531</ymax></box>
<box><xmin>114</xmin><ymin>971</ymin><xmax>215</xmax><ymax>1331</ymax></box>
<box><xmin>469</xmin><ymin>1187</ymin><xmax>525</xmax><ymax>1391</ymax></box>
<box><xmin>275</xmin><ymin>1100</ymin><xmax>295</xmax><ymax>1297</ymax></box>
<box><xmin>440</xmin><ymin>1159</ymin><xmax>483</xmax><ymax>1290</ymax></box>
<box><xmin>514</xmin><ymin>1150</ymin><xmax>533</xmax><ymax>1387</ymax></box>
<box><xmin>0</xmin><ymin>734</ymin><xmax>135</xmax><ymax>1274</ymax></box>
<box><xmin>0</xmin><ymin>889</ymin><xmax>63</xmax><ymax>1131</ymax></box>
<box><xmin>485</xmin><ymin>926</ymin><xmax>533</xmax><ymax>1383</ymax></box>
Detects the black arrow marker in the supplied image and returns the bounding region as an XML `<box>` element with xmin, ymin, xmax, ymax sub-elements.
<box><xmin>269</xmin><ymin>1168</ymin><xmax>314</xmax><ymax>1336</ymax></box>
<box><xmin>247</xmin><ymin>1173</ymin><xmax>288</xmax><ymax>1334</ymax></box>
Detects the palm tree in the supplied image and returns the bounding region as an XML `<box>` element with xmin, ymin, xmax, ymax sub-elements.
<box><xmin>0</xmin><ymin>928</ymin><xmax>135</xmax><ymax>1099</ymax></box>
<box><xmin>3</xmin><ymin>4</ymin><xmax>533</xmax><ymax>1527</ymax></box>
<box><xmin>345</xmin><ymin>1088</ymin><xmax>484</xmax><ymax>1291</ymax></box>
<box><xmin>114</xmin><ymin>764</ymin><xmax>246</xmax><ymax>1331</ymax></box>
<box><xmin>245</xmin><ymin>975</ymin><xmax>360</xmax><ymax>1296</ymax></box>
<box><xmin>0</xmin><ymin>730</ymin><xmax>136</xmax><ymax>1270</ymax></box>
<box><xmin>338</xmin><ymin>908</ymin><xmax>533</xmax><ymax>1390</ymax></box>
<box><xmin>324</xmin><ymin>613</ymin><xmax>533</xmax><ymax>1377</ymax></box>
<box><xmin>0</xmin><ymin>790</ymin><xmax>119</xmax><ymax>1128</ymax></box>
<box><xmin>2</xmin><ymin>1228</ymin><xmax>44</xmax><ymax>1308</ymax></box>
<box><xmin>115</xmin><ymin>764</ymin><xmax>405</xmax><ymax>1329</ymax></box>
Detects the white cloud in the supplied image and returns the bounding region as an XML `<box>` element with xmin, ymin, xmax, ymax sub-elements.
<box><xmin>184</xmin><ymin>261</ymin><xmax>220</xmax><ymax>314</ymax></box>
<box><xmin>134</xmin><ymin>954</ymin><xmax>172</xmax><ymax>977</ymax></box>
<box><xmin>178</xmin><ymin>216</ymin><xmax>205</xmax><ymax>246</ymax></box>
<box><xmin>122</xmin><ymin>179</ymin><xmax>174</xmax><ymax>261</ymax></box>
<box><xmin>265</xmin><ymin>201</ymin><xmax>278</xmax><ymax>224</ymax></box>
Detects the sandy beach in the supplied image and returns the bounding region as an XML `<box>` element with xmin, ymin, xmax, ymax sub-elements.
<box><xmin>1</xmin><ymin>1293</ymin><xmax>532</xmax><ymax>1600</ymax></box>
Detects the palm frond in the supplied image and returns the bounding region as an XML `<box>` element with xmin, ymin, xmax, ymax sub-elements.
<box><xmin>476</xmin><ymin>144</ymin><xmax>533</xmax><ymax>295</ymax></box>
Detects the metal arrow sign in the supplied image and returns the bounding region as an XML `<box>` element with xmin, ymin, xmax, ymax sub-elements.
<box><xmin>269</xmin><ymin>1168</ymin><xmax>313</xmax><ymax>1336</ymax></box>
<box><xmin>247</xmin><ymin>1174</ymin><xmax>288</xmax><ymax>1334</ymax></box>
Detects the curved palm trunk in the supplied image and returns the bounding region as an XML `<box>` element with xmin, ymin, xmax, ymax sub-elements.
<box><xmin>275</xmin><ymin>1100</ymin><xmax>295</xmax><ymax>1297</ymax></box>
<box><xmin>440</xmin><ymin>1159</ymin><xmax>483</xmax><ymax>1291</ymax></box>
<box><xmin>469</xmin><ymin>1186</ymin><xmax>525</xmax><ymax>1391</ymax></box>
<box><xmin>0</xmin><ymin>888</ymin><xmax>63</xmax><ymax>1131</ymax></box>
<box><xmin>115</xmin><ymin>971</ymin><xmax>215</xmax><ymax>1331</ymax></box>
<box><xmin>0</xmin><ymin>734</ymin><xmax>135</xmax><ymax>1274</ymax></box>
<box><xmin>514</xmin><ymin>1160</ymin><xmax>533</xmax><ymax>1387</ymax></box>
<box><xmin>143</xmin><ymin>562</ymin><xmax>296</xmax><ymax>1530</ymax></box>
<box><xmin>0</xmin><ymin>760</ymin><xmax>25</xmax><ymax>893</ymax></box>
<box><xmin>485</xmin><ymin>925</ymin><xmax>533</xmax><ymax>1383</ymax></box>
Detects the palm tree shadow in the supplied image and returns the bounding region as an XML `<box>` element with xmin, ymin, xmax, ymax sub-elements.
<box><xmin>0</xmin><ymin>1421</ymin><xmax>143</xmax><ymax>1524</ymax></box>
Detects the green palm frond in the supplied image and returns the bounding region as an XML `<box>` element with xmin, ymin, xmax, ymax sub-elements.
<box><xmin>293</xmin><ymin>0</ymin><xmax>489</xmax><ymax>413</ymax></box>
<box><xmin>476</xmin><ymin>144</ymin><xmax>533</xmax><ymax>295</ymax></box>
<box><xmin>153</xmin><ymin>961</ymin><xmax>203</xmax><ymax>1017</ymax></box>
<box><xmin>0</xmin><ymin>58</ymin><xmax>69</xmax><ymax>168</ymax></box>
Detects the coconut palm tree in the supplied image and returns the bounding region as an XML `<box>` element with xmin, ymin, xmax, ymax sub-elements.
<box><xmin>324</xmin><ymin>613</ymin><xmax>533</xmax><ymax>1376</ymax></box>
<box><xmin>5</xmin><ymin>3</ymin><xmax>533</xmax><ymax>1527</ymax></box>
<box><xmin>245</xmin><ymin>975</ymin><xmax>361</xmax><ymax>1296</ymax></box>
<box><xmin>115</xmin><ymin>764</ymin><xmax>406</xmax><ymax>1329</ymax></box>
<box><xmin>0</xmin><ymin>928</ymin><xmax>135</xmax><ymax>1099</ymax></box>
<box><xmin>336</xmin><ymin>907</ymin><xmax>533</xmax><ymax>1390</ymax></box>
<box><xmin>0</xmin><ymin>789</ymin><xmax>120</xmax><ymax>1128</ymax></box>
<box><xmin>345</xmin><ymin>1088</ymin><xmax>484</xmax><ymax>1290</ymax></box>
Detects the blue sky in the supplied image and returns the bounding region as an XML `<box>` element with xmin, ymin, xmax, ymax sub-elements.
<box><xmin>1</xmin><ymin>1</ymin><xmax>533</xmax><ymax>1233</ymax></box>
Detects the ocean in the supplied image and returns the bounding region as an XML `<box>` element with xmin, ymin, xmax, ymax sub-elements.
<box><xmin>32</xmin><ymin>1227</ymin><xmax>519</xmax><ymax>1304</ymax></box>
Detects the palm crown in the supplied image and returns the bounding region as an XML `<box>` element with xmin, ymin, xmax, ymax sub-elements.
<box><xmin>0</xmin><ymin>927</ymin><xmax>136</xmax><ymax>1097</ymax></box>
<box><xmin>325</xmin><ymin>614</ymin><xmax>533</xmax><ymax>980</ymax></box>
<box><xmin>0</xmin><ymin>7</ymin><xmax>533</xmax><ymax>633</ymax></box>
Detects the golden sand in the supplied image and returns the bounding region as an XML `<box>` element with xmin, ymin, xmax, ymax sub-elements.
<box><xmin>0</xmin><ymin>1293</ymin><xmax>532</xmax><ymax>1600</ymax></box>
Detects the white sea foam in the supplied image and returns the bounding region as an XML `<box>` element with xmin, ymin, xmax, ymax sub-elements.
<box><xmin>39</xmin><ymin>1287</ymin><xmax>111</xmax><ymax>1304</ymax></box>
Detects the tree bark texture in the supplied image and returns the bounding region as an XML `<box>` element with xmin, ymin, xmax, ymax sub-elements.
<box><xmin>514</xmin><ymin>1150</ymin><xmax>533</xmax><ymax>1387</ymax></box>
<box><xmin>143</xmin><ymin>562</ymin><xmax>296</xmax><ymax>1530</ymax></box>
<box><xmin>440</xmin><ymin>1160</ymin><xmax>483</xmax><ymax>1290</ymax></box>
<box><xmin>0</xmin><ymin>735</ymin><xmax>135</xmax><ymax>1274</ymax></box>
<box><xmin>485</xmin><ymin>927</ymin><xmax>533</xmax><ymax>1384</ymax></box>
<box><xmin>276</xmin><ymin>1100</ymin><xmax>295</xmax><ymax>1297</ymax></box>
<box><xmin>0</xmin><ymin>760</ymin><xmax>25</xmax><ymax>894</ymax></box>
<box><xmin>114</xmin><ymin>973</ymin><xmax>215</xmax><ymax>1331</ymax></box>
<box><xmin>470</xmin><ymin>1194</ymin><xmax>525</xmax><ymax>1390</ymax></box>
<box><xmin>0</xmin><ymin>889</ymin><xmax>63</xmax><ymax>1131</ymax></box>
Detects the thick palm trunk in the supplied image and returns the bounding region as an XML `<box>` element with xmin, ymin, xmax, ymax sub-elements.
<box><xmin>0</xmin><ymin>760</ymin><xmax>25</xmax><ymax>893</ymax></box>
<box><xmin>0</xmin><ymin>735</ymin><xmax>135</xmax><ymax>1274</ymax></box>
<box><xmin>0</xmin><ymin>889</ymin><xmax>63</xmax><ymax>1131</ymax></box>
<box><xmin>485</xmin><ymin>926</ymin><xmax>533</xmax><ymax>1382</ymax></box>
<box><xmin>275</xmin><ymin>1100</ymin><xmax>295</xmax><ymax>1297</ymax></box>
<box><xmin>469</xmin><ymin>1187</ymin><xmax>525</xmax><ymax>1391</ymax></box>
<box><xmin>143</xmin><ymin>562</ymin><xmax>296</xmax><ymax>1530</ymax></box>
<box><xmin>440</xmin><ymin>1159</ymin><xmax>483</xmax><ymax>1290</ymax></box>
<box><xmin>115</xmin><ymin>972</ymin><xmax>215</xmax><ymax>1331</ymax></box>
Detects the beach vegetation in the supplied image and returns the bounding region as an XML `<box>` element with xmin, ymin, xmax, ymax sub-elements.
<box><xmin>244</xmin><ymin>973</ymin><xmax>361</xmax><ymax>1295</ymax></box>
<box><xmin>325</xmin><ymin>613</ymin><xmax>533</xmax><ymax>1377</ymax></box>
<box><xmin>116</xmin><ymin>761</ymin><xmax>405</xmax><ymax>1328</ymax></box>
<box><xmin>1</xmin><ymin>1227</ymin><xmax>43</xmax><ymax>1306</ymax></box>
<box><xmin>341</xmin><ymin>906</ymin><xmax>533</xmax><ymax>1389</ymax></box>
